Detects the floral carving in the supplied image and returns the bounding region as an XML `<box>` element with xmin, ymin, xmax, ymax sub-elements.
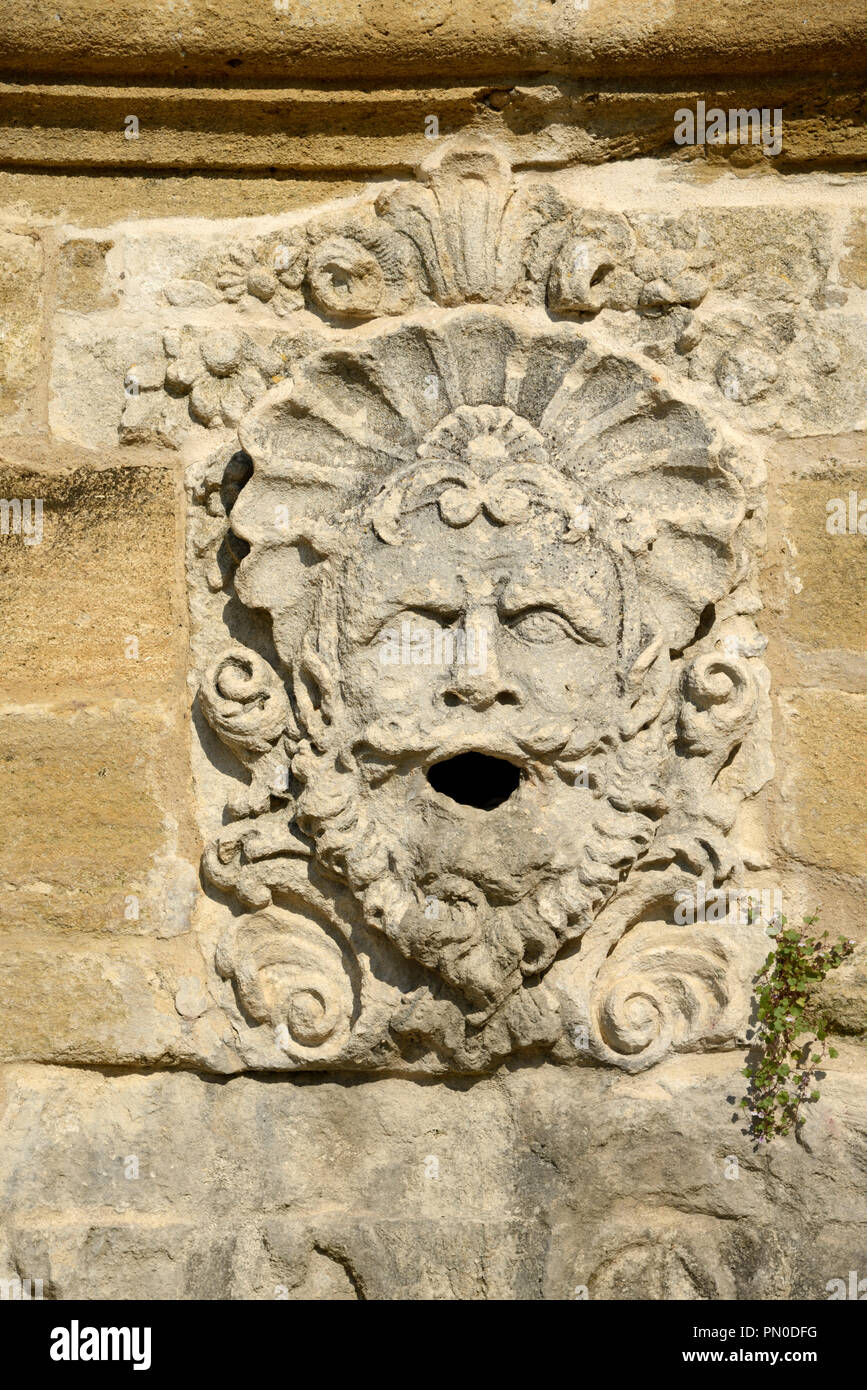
<box><xmin>168</xmin><ymin>139</ymin><xmax>709</xmax><ymax>334</ymax></box>
<box><xmin>216</xmin><ymin>234</ymin><xmax>307</xmax><ymax>316</ymax></box>
<box><xmin>164</xmin><ymin>329</ymin><xmax>290</xmax><ymax>428</ymax></box>
<box><xmin>119</xmin><ymin>328</ymin><xmax>311</xmax><ymax>445</ymax></box>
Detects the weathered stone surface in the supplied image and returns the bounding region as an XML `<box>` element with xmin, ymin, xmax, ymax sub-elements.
<box><xmin>1</xmin><ymin>0</ymin><xmax>864</xmax><ymax>81</ymax></box>
<box><xmin>776</xmin><ymin>690</ymin><xmax>867</xmax><ymax>875</ymax></box>
<box><xmin>56</xmin><ymin>236</ymin><xmax>117</xmax><ymax>311</ymax></box>
<box><xmin>3</xmin><ymin>82</ymin><xmax>865</xmax><ymax>172</ymax></box>
<box><xmin>813</xmin><ymin>947</ymin><xmax>867</xmax><ymax>1036</ymax></box>
<box><xmin>0</xmin><ymin>231</ymin><xmax>43</xmax><ymax>432</ymax></box>
<box><xmin>0</xmin><ymin>171</ymin><xmax>368</xmax><ymax>224</ymax></box>
<box><xmin>0</xmin><ymin>458</ymin><xmax>184</xmax><ymax>700</ymax></box>
<box><xmin>774</xmin><ymin>473</ymin><xmax>867</xmax><ymax>654</ymax></box>
<box><xmin>2</xmin><ymin>14</ymin><xmax>867</xmax><ymax>1306</ymax></box>
<box><xmin>1</xmin><ymin>1053</ymin><xmax>865</xmax><ymax>1299</ymax></box>
<box><xmin>0</xmin><ymin>705</ymin><xmax>197</xmax><ymax>938</ymax></box>
<box><xmin>0</xmin><ymin>933</ymin><xmax>213</xmax><ymax>1066</ymax></box>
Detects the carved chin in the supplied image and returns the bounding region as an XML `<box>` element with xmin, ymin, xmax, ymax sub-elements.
<box><xmin>395</xmin><ymin>894</ymin><xmax>528</xmax><ymax>1014</ymax></box>
<box><xmin>352</xmin><ymin>773</ymin><xmax>638</xmax><ymax>1012</ymax></box>
<box><xmin>299</xmin><ymin>739</ymin><xmax>658</xmax><ymax>1014</ymax></box>
<box><xmin>403</xmin><ymin>756</ymin><xmax>601</xmax><ymax>903</ymax></box>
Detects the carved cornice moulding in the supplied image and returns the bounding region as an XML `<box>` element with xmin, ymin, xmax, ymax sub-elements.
<box><xmin>2</xmin><ymin>77</ymin><xmax>865</xmax><ymax>172</ymax></box>
<box><xmin>1</xmin><ymin>1</ymin><xmax>865</xmax><ymax>82</ymax></box>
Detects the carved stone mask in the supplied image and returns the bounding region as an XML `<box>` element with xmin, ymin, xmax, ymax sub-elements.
<box><xmin>196</xmin><ymin>143</ymin><xmax>771</xmax><ymax>1076</ymax></box>
<box><xmin>290</xmin><ymin>405</ymin><xmax>661</xmax><ymax>1019</ymax></box>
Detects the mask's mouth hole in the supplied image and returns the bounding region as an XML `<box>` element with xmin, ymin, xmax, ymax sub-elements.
<box><xmin>426</xmin><ymin>753</ymin><xmax>521</xmax><ymax>810</ymax></box>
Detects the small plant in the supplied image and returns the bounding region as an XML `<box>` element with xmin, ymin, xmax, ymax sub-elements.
<box><xmin>741</xmin><ymin>912</ymin><xmax>855</xmax><ymax>1143</ymax></box>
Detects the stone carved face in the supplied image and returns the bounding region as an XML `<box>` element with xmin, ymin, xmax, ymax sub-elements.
<box><xmin>201</xmin><ymin>302</ymin><xmax>770</xmax><ymax>1071</ymax></box>
<box><xmin>289</xmin><ymin>409</ymin><xmax>669</xmax><ymax>1018</ymax></box>
<box><xmin>338</xmin><ymin>508</ymin><xmax>623</xmax><ymax>750</ymax></box>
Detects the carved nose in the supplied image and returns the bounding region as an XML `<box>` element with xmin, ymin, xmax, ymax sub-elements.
<box><xmin>440</xmin><ymin>636</ymin><xmax>523</xmax><ymax>711</ymax></box>
<box><xmin>442</xmin><ymin>677</ymin><xmax>523</xmax><ymax>711</ymax></box>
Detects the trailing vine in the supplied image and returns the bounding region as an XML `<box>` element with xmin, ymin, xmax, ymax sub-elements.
<box><xmin>741</xmin><ymin>912</ymin><xmax>854</xmax><ymax>1143</ymax></box>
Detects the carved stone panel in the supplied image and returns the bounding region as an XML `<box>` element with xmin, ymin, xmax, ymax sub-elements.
<box><xmin>186</xmin><ymin>138</ymin><xmax>774</xmax><ymax>1074</ymax></box>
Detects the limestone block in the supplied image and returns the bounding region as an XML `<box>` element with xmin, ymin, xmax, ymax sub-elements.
<box><xmin>0</xmin><ymin>934</ymin><xmax>216</xmax><ymax>1066</ymax></box>
<box><xmin>812</xmin><ymin>946</ymin><xmax>867</xmax><ymax>1036</ymax></box>
<box><xmin>776</xmin><ymin>690</ymin><xmax>867</xmax><ymax>875</ymax></box>
<box><xmin>0</xmin><ymin>457</ymin><xmax>183</xmax><ymax>700</ymax></box>
<box><xmin>775</xmin><ymin>473</ymin><xmax>867</xmax><ymax>653</ymax></box>
<box><xmin>49</xmin><ymin>321</ymin><xmax>172</xmax><ymax>448</ymax></box>
<box><xmin>0</xmin><ymin>231</ymin><xmax>43</xmax><ymax>433</ymax></box>
<box><xmin>1</xmin><ymin>1053</ymin><xmax>866</xmax><ymax>1299</ymax></box>
<box><xmin>6</xmin><ymin>1221</ymin><xmax>236</xmax><ymax>1302</ymax></box>
<box><xmin>0</xmin><ymin>171</ymin><xmax>367</xmax><ymax>225</ymax></box>
<box><xmin>44</xmin><ymin>166</ymin><xmax>867</xmax><ymax>460</ymax></box>
<box><xmin>0</xmin><ymin>704</ymin><xmax>197</xmax><ymax>938</ymax></box>
<box><xmin>0</xmin><ymin>1</ymin><xmax>864</xmax><ymax>82</ymax></box>
<box><xmin>3</xmin><ymin>83</ymin><xmax>865</xmax><ymax>173</ymax></box>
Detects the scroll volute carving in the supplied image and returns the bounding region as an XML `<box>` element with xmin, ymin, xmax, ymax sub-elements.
<box><xmin>216</xmin><ymin>908</ymin><xmax>358</xmax><ymax>1065</ymax></box>
<box><xmin>199</xmin><ymin>646</ymin><xmax>295</xmax><ymax>764</ymax></box>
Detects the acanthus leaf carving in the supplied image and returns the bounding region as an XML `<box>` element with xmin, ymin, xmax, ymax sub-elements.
<box><xmin>160</xmin><ymin>138</ymin><xmax>710</xmax><ymax>336</ymax></box>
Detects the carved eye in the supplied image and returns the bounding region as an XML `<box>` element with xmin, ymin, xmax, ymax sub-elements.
<box><xmin>402</xmin><ymin>607</ymin><xmax>460</xmax><ymax>631</ymax></box>
<box><xmin>508</xmin><ymin>608</ymin><xmax>581</xmax><ymax>644</ymax></box>
<box><xmin>375</xmin><ymin>609</ymin><xmax>459</xmax><ymax>655</ymax></box>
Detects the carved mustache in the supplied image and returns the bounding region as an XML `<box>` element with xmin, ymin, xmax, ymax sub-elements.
<box><xmin>354</xmin><ymin>713</ymin><xmax>605</xmax><ymax>770</ymax></box>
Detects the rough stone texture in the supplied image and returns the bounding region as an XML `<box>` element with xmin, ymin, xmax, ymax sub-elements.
<box><xmin>0</xmin><ymin>456</ymin><xmax>184</xmax><ymax>700</ymax></box>
<box><xmin>0</xmin><ymin>232</ymin><xmax>43</xmax><ymax>432</ymax></box>
<box><xmin>0</xmin><ymin>704</ymin><xmax>196</xmax><ymax>939</ymax></box>
<box><xmin>2</xmin><ymin>1</ymin><xmax>864</xmax><ymax>81</ymax></box>
<box><xmin>2</xmin><ymin>1052</ymin><xmax>866</xmax><ymax>1300</ymax></box>
<box><xmin>1</xmin><ymin>7</ymin><xmax>867</xmax><ymax>1300</ymax></box>
<box><xmin>778</xmin><ymin>474</ymin><xmax>867</xmax><ymax>653</ymax></box>
<box><xmin>777</xmin><ymin>691</ymin><xmax>867</xmax><ymax>874</ymax></box>
<box><xmin>4</xmin><ymin>83</ymin><xmax>865</xmax><ymax>172</ymax></box>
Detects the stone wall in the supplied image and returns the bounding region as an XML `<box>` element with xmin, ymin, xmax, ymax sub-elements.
<box><xmin>1</xmin><ymin>2</ymin><xmax>865</xmax><ymax>1300</ymax></box>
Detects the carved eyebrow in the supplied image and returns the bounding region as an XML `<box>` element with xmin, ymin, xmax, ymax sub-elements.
<box><xmin>499</xmin><ymin>582</ymin><xmax>609</xmax><ymax>643</ymax></box>
<box><xmin>383</xmin><ymin>583</ymin><xmax>464</xmax><ymax>617</ymax></box>
<box><xmin>345</xmin><ymin>582</ymin><xmax>464</xmax><ymax>644</ymax></box>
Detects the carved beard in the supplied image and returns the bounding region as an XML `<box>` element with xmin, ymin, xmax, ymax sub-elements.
<box><xmin>292</xmin><ymin>712</ymin><xmax>668</xmax><ymax>1020</ymax></box>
